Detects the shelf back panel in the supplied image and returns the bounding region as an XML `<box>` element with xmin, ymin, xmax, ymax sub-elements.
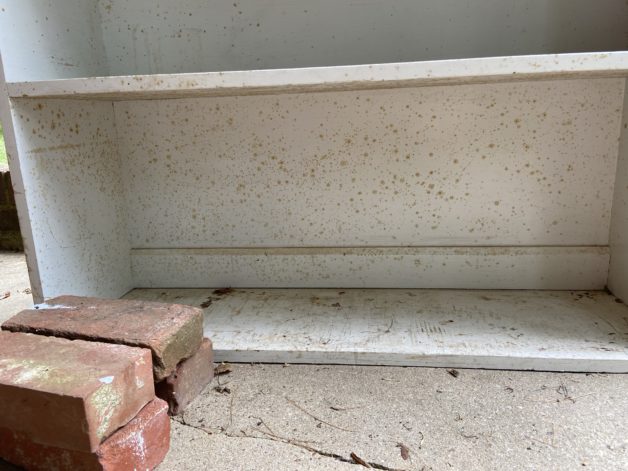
<box><xmin>1</xmin><ymin>0</ymin><xmax>627</xmax><ymax>81</ymax></box>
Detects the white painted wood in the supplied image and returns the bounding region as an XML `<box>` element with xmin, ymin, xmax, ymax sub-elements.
<box><xmin>8</xmin><ymin>98</ymin><xmax>133</xmax><ymax>300</ymax></box>
<box><xmin>0</xmin><ymin>54</ymin><xmax>44</xmax><ymax>302</ymax></box>
<box><xmin>98</xmin><ymin>0</ymin><xmax>628</xmax><ymax>77</ymax></box>
<box><xmin>124</xmin><ymin>288</ymin><xmax>628</xmax><ymax>372</ymax></box>
<box><xmin>131</xmin><ymin>246</ymin><xmax>609</xmax><ymax>290</ymax></box>
<box><xmin>1</xmin><ymin>1</ymin><xmax>628</xmax><ymax>372</ymax></box>
<box><xmin>6</xmin><ymin>53</ymin><xmax>628</xmax><ymax>100</ymax></box>
<box><xmin>1</xmin><ymin>1</ymin><xmax>626</xmax><ymax>83</ymax></box>
<box><xmin>609</xmin><ymin>80</ymin><xmax>628</xmax><ymax>301</ymax></box>
<box><xmin>117</xmin><ymin>79</ymin><xmax>623</xmax><ymax>250</ymax></box>
<box><xmin>0</xmin><ymin>0</ymin><xmax>106</xmax><ymax>82</ymax></box>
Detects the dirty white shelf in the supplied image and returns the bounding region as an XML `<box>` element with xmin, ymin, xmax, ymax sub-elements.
<box><xmin>124</xmin><ymin>288</ymin><xmax>628</xmax><ymax>372</ymax></box>
<box><xmin>7</xmin><ymin>52</ymin><xmax>628</xmax><ymax>100</ymax></box>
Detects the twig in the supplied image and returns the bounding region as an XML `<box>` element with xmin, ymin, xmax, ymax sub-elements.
<box><xmin>526</xmin><ymin>435</ymin><xmax>557</xmax><ymax>448</ymax></box>
<box><xmin>286</xmin><ymin>397</ymin><xmax>355</xmax><ymax>432</ymax></box>
<box><xmin>329</xmin><ymin>404</ymin><xmax>364</xmax><ymax>412</ymax></box>
<box><xmin>172</xmin><ymin>416</ymin><xmax>224</xmax><ymax>436</ymax></box>
<box><xmin>416</xmin><ymin>431</ymin><xmax>424</xmax><ymax>449</ymax></box>
<box><xmin>172</xmin><ymin>417</ymin><xmax>406</xmax><ymax>471</ymax></box>
<box><xmin>254</xmin><ymin>418</ymin><xmax>319</xmax><ymax>446</ymax></box>
<box><xmin>229</xmin><ymin>388</ymin><xmax>235</xmax><ymax>428</ymax></box>
<box><xmin>325</xmin><ymin>399</ymin><xmax>364</xmax><ymax>412</ymax></box>
<box><xmin>252</xmin><ymin>427</ymin><xmax>406</xmax><ymax>471</ymax></box>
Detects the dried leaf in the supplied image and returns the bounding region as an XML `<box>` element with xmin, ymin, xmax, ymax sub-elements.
<box><xmin>0</xmin><ymin>292</ymin><xmax>10</xmax><ymax>300</ymax></box>
<box><xmin>214</xmin><ymin>363</ymin><xmax>233</xmax><ymax>376</ymax></box>
<box><xmin>214</xmin><ymin>385</ymin><xmax>231</xmax><ymax>394</ymax></box>
<box><xmin>212</xmin><ymin>287</ymin><xmax>234</xmax><ymax>296</ymax></box>
<box><xmin>350</xmin><ymin>452</ymin><xmax>371</xmax><ymax>468</ymax></box>
<box><xmin>447</xmin><ymin>369</ymin><xmax>459</xmax><ymax>378</ymax></box>
<box><xmin>199</xmin><ymin>298</ymin><xmax>213</xmax><ymax>308</ymax></box>
<box><xmin>396</xmin><ymin>443</ymin><xmax>410</xmax><ymax>460</ymax></box>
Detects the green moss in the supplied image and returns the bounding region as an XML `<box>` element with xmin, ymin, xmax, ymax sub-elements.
<box><xmin>0</xmin><ymin>125</ymin><xmax>7</xmax><ymax>168</ymax></box>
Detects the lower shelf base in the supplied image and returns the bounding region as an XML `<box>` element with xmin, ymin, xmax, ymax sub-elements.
<box><xmin>123</xmin><ymin>288</ymin><xmax>628</xmax><ymax>372</ymax></box>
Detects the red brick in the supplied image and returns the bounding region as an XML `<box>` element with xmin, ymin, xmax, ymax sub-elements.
<box><xmin>0</xmin><ymin>331</ymin><xmax>154</xmax><ymax>452</ymax></box>
<box><xmin>0</xmin><ymin>398</ymin><xmax>170</xmax><ymax>471</ymax></box>
<box><xmin>156</xmin><ymin>338</ymin><xmax>214</xmax><ymax>415</ymax></box>
<box><xmin>2</xmin><ymin>296</ymin><xmax>203</xmax><ymax>380</ymax></box>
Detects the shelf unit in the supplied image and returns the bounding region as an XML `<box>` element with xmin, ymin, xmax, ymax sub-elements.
<box><xmin>1</xmin><ymin>0</ymin><xmax>628</xmax><ymax>370</ymax></box>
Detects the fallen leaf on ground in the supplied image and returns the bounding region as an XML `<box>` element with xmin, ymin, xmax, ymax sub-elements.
<box><xmin>447</xmin><ymin>369</ymin><xmax>459</xmax><ymax>378</ymax></box>
<box><xmin>199</xmin><ymin>298</ymin><xmax>213</xmax><ymax>308</ymax></box>
<box><xmin>350</xmin><ymin>452</ymin><xmax>371</xmax><ymax>468</ymax></box>
<box><xmin>396</xmin><ymin>443</ymin><xmax>410</xmax><ymax>460</ymax></box>
<box><xmin>214</xmin><ymin>385</ymin><xmax>231</xmax><ymax>394</ymax></box>
<box><xmin>214</xmin><ymin>363</ymin><xmax>233</xmax><ymax>376</ymax></box>
<box><xmin>0</xmin><ymin>292</ymin><xmax>10</xmax><ymax>300</ymax></box>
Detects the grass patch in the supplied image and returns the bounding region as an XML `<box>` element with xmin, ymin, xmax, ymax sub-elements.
<box><xmin>0</xmin><ymin>125</ymin><xmax>7</xmax><ymax>168</ymax></box>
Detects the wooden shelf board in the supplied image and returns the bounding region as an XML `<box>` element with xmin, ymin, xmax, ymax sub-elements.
<box><xmin>124</xmin><ymin>288</ymin><xmax>628</xmax><ymax>372</ymax></box>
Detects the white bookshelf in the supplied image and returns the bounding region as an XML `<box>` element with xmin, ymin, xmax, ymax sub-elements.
<box><xmin>1</xmin><ymin>0</ymin><xmax>628</xmax><ymax>370</ymax></box>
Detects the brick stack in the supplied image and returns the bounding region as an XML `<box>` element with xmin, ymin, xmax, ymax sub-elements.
<box><xmin>0</xmin><ymin>296</ymin><xmax>215</xmax><ymax>470</ymax></box>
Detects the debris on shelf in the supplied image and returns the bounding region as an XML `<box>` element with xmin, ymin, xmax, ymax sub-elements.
<box><xmin>447</xmin><ymin>369</ymin><xmax>460</xmax><ymax>378</ymax></box>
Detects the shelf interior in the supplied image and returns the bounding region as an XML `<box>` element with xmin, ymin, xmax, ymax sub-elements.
<box><xmin>123</xmin><ymin>288</ymin><xmax>628</xmax><ymax>372</ymax></box>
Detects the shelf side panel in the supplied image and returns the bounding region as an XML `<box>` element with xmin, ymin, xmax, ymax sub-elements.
<box><xmin>10</xmin><ymin>98</ymin><xmax>132</xmax><ymax>300</ymax></box>
<box><xmin>609</xmin><ymin>79</ymin><xmax>628</xmax><ymax>299</ymax></box>
<box><xmin>0</xmin><ymin>54</ymin><xmax>43</xmax><ymax>302</ymax></box>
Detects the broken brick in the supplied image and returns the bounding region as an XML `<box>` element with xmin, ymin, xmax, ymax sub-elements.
<box><xmin>0</xmin><ymin>331</ymin><xmax>154</xmax><ymax>452</ymax></box>
<box><xmin>0</xmin><ymin>398</ymin><xmax>170</xmax><ymax>471</ymax></box>
<box><xmin>2</xmin><ymin>295</ymin><xmax>203</xmax><ymax>380</ymax></box>
<box><xmin>156</xmin><ymin>338</ymin><xmax>214</xmax><ymax>415</ymax></box>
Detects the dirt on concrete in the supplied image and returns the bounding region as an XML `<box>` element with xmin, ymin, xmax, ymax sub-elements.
<box><xmin>155</xmin><ymin>363</ymin><xmax>628</xmax><ymax>471</ymax></box>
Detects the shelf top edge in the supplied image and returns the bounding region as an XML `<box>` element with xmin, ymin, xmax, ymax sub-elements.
<box><xmin>6</xmin><ymin>51</ymin><xmax>628</xmax><ymax>100</ymax></box>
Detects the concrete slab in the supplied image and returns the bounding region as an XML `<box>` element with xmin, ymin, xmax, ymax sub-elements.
<box><xmin>155</xmin><ymin>364</ymin><xmax>628</xmax><ymax>471</ymax></box>
<box><xmin>0</xmin><ymin>251</ymin><xmax>33</xmax><ymax>324</ymax></box>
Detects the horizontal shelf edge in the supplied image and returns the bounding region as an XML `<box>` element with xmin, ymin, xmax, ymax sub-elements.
<box><xmin>7</xmin><ymin>52</ymin><xmax>628</xmax><ymax>100</ymax></box>
<box><xmin>131</xmin><ymin>246</ymin><xmax>609</xmax><ymax>256</ymax></box>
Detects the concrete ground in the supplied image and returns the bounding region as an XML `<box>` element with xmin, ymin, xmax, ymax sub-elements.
<box><xmin>0</xmin><ymin>252</ymin><xmax>33</xmax><ymax>321</ymax></box>
<box><xmin>1</xmin><ymin>252</ymin><xmax>627</xmax><ymax>470</ymax></box>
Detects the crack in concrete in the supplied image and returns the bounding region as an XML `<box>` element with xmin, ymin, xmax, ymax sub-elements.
<box><xmin>171</xmin><ymin>417</ymin><xmax>407</xmax><ymax>471</ymax></box>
